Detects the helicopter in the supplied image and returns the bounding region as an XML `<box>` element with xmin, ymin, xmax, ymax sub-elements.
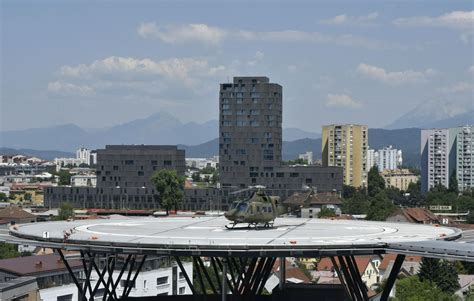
<box><xmin>224</xmin><ymin>185</ymin><xmax>286</xmax><ymax>229</ymax></box>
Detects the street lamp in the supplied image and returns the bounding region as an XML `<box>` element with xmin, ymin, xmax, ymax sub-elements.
<box><xmin>116</xmin><ymin>186</ymin><xmax>120</xmax><ymax>210</ymax></box>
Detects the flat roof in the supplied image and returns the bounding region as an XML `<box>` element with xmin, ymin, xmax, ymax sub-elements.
<box><xmin>4</xmin><ymin>217</ymin><xmax>468</xmax><ymax>259</ymax></box>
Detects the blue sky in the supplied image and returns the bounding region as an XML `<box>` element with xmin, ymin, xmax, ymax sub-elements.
<box><xmin>1</xmin><ymin>0</ymin><xmax>473</xmax><ymax>132</ymax></box>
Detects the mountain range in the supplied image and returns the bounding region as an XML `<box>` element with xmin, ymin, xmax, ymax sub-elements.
<box><xmin>386</xmin><ymin>99</ymin><xmax>474</xmax><ymax>129</ymax></box>
<box><xmin>0</xmin><ymin>112</ymin><xmax>321</xmax><ymax>151</ymax></box>
<box><xmin>2</xmin><ymin>108</ymin><xmax>471</xmax><ymax>167</ymax></box>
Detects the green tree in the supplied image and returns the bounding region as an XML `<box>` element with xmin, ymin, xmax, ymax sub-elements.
<box><xmin>200</xmin><ymin>166</ymin><xmax>216</xmax><ymax>175</ymax></box>
<box><xmin>191</xmin><ymin>172</ymin><xmax>200</xmax><ymax>182</ymax></box>
<box><xmin>0</xmin><ymin>243</ymin><xmax>20</xmax><ymax>259</ymax></box>
<box><xmin>24</xmin><ymin>192</ymin><xmax>32</xmax><ymax>201</ymax></box>
<box><xmin>287</xmin><ymin>158</ymin><xmax>309</xmax><ymax>165</ymax></box>
<box><xmin>406</xmin><ymin>180</ymin><xmax>423</xmax><ymax>206</ymax></box>
<box><xmin>365</xmin><ymin>192</ymin><xmax>396</xmax><ymax>221</ymax></box>
<box><xmin>318</xmin><ymin>207</ymin><xmax>336</xmax><ymax>218</ymax></box>
<box><xmin>57</xmin><ymin>170</ymin><xmax>72</xmax><ymax>185</ymax></box>
<box><xmin>151</xmin><ymin>169</ymin><xmax>185</xmax><ymax>215</ymax></box>
<box><xmin>448</xmin><ymin>169</ymin><xmax>459</xmax><ymax>194</ymax></box>
<box><xmin>393</xmin><ymin>276</ymin><xmax>459</xmax><ymax>301</ymax></box>
<box><xmin>0</xmin><ymin>192</ymin><xmax>8</xmax><ymax>202</ymax></box>
<box><xmin>57</xmin><ymin>203</ymin><xmax>74</xmax><ymax>220</ymax></box>
<box><xmin>342</xmin><ymin>190</ymin><xmax>370</xmax><ymax>214</ymax></box>
<box><xmin>342</xmin><ymin>185</ymin><xmax>357</xmax><ymax>199</ymax></box>
<box><xmin>418</xmin><ymin>258</ymin><xmax>460</xmax><ymax>295</ymax></box>
<box><xmin>368</xmin><ymin>166</ymin><xmax>385</xmax><ymax>197</ymax></box>
<box><xmin>211</xmin><ymin>169</ymin><xmax>219</xmax><ymax>184</ymax></box>
<box><xmin>467</xmin><ymin>211</ymin><xmax>474</xmax><ymax>224</ymax></box>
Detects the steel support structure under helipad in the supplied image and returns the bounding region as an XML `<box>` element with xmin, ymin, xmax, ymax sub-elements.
<box><xmin>1</xmin><ymin>217</ymin><xmax>472</xmax><ymax>301</ymax></box>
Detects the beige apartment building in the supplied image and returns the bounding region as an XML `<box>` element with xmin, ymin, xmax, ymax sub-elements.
<box><xmin>322</xmin><ymin>124</ymin><xmax>368</xmax><ymax>187</ymax></box>
<box><xmin>381</xmin><ymin>169</ymin><xmax>419</xmax><ymax>191</ymax></box>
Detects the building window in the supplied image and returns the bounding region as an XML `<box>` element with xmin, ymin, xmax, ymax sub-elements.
<box><xmin>250</xmin><ymin>121</ymin><xmax>260</xmax><ymax>127</ymax></box>
<box><xmin>236</xmin><ymin>109</ymin><xmax>246</xmax><ymax>115</ymax></box>
<box><xmin>250</xmin><ymin>138</ymin><xmax>259</xmax><ymax>144</ymax></box>
<box><xmin>124</xmin><ymin>160</ymin><xmax>134</xmax><ymax>165</ymax></box>
<box><xmin>222</xmin><ymin>104</ymin><xmax>230</xmax><ymax>109</ymax></box>
<box><xmin>179</xmin><ymin>287</ymin><xmax>186</xmax><ymax>294</ymax></box>
<box><xmin>57</xmin><ymin>294</ymin><xmax>73</xmax><ymax>301</ymax></box>
<box><xmin>222</xmin><ymin>110</ymin><xmax>232</xmax><ymax>115</ymax></box>
<box><xmin>156</xmin><ymin>276</ymin><xmax>169</xmax><ymax>285</ymax></box>
<box><xmin>164</xmin><ymin>160</ymin><xmax>172</xmax><ymax>166</ymax></box>
<box><xmin>222</xmin><ymin>121</ymin><xmax>232</xmax><ymax>126</ymax></box>
<box><xmin>236</xmin><ymin>120</ymin><xmax>247</xmax><ymax>126</ymax></box>
<box><xmin>121</xmin><ymin>280</ymin><xmax>136</xmax><ymax>288</ymax></box>
<box><xmin>138</xmin><ymin>171</ymin><xmax>144</xmax><ymax>176</ymax></box>
<box><xmin>250</xmin><ymin>110</ymin><xmax>260</xmax><ymax>115</ymax></box>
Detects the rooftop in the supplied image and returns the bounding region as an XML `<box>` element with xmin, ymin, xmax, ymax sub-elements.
<box><xmin>0</xmin><ymin>207</ymin><xmax>37</xmax><ymax>220</ymax></box>
<box><xmin>0</xmin><ymin>254</ymin><xmax>82</xmax><ymax>276</ymax></box>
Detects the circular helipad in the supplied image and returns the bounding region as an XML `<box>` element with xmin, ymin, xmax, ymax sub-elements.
<box><xmin>8</xmin><ymin>217</ymin><xmax>460</xmax><ymax>256</ymax></box>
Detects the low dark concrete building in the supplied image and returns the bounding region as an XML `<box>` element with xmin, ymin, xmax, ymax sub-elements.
<box><xmin>44</xmin><ymin>145</ymin><xmax>185</xmax><ymax>209</ymax></box>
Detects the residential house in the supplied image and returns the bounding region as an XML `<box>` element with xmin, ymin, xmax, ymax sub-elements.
<box><xmin>386</xmin><ymin>208</ymin><xmax>440</xmax><ymax>224</ymax></box>
<box><xmin>283</xmin><ymin>190</ymin><xmax>342</xmax><ymax>218</ymax></box>
<box><xmin>264</xmin><ymin>258</ymin><xmax>311</xmax><ymax>293</ymax></box>
<box><xmin>316</xmin><ymin>255</ymin><xmax>382</xmax><ymax>289</ymax></box>
<box><xmin>0</xmin><ymin>254</ymin><xmax>83</xmax><ymax>301</ymax></box>
<box><xmin>0</xmin><ymin>206</ymin><xmax>37</xmax><ymax>224</ymax></box>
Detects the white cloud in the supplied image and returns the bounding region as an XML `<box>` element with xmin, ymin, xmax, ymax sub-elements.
<box><xmin>47</xmin><ymin>81</ymin><xmax>95</xmax><ymax>97</ymax></box>
<box><xmin>137</xmin><ymin>22</ymin><xmax>405</xmax><ymax>50</ymax></box>
<box><xmin>438</xmin><ymin>82</ymin><xmax>473</xmax><ymax>93</ymax></box>
<box><xmin>325</xmin><ymin>93</ymin><xmax>362</xmax><ymax>109</ymax></box>
<box><xmin>460</xmin><ymin>31</ymin><xmax>474</xmax><ymax>43</ymax></box>
<box><xmin>356</xmin><ymin>63</ymin><xmax>436</xmax><ymax>85</ymax></box>
<box><xmin>137</xmin><ymin>22</ymin><xmax>226</xmax><ymax>45</ymax></box>
<box><xmin>247</xmin><ymin>51</ymin><xmax>265</xmax><ymax>67</ymax></box>
<box><xmin>287</xmin><ymin>65</ymin><xmax>297</xmax><ymax>72</ymax></box>
<box><xmin>60</xmin><ymin>56</ymin><xmax>226</xmax><ymax>86</ymax></box>
<box><xmin>321</xmin><ymin>12</ymin><xmax>379</xmax><ymax>25</ymax></box>
<box><xmin>393</xmin><ymin>10</ymin><xmax>474</xmax><ymax>29</ymax></box>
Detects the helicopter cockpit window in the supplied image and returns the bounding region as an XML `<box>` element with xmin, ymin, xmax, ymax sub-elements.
<box><xmin>236</xmin><ymin>202</ymin><xmax>249</xmax><ymax>212</ymax></box>
<box><xmin>231</xmin><ymin>201</ymin><xmax>239</xmax><ymax>209</ymax></box>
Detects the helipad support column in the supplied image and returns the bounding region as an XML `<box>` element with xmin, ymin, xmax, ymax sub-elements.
<box><xmin>222</xmin><ymin>258</ymin><xmax>227</xmax><ymax>301</ymax></box>
<box><xmin>279</xmin><ymin>257</ymin><xmax>285</xmax><ymax>290</ymax></box>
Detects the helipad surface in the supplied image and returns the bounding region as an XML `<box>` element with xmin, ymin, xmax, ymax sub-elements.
<box><xmin>7</xmin><ymin>217</ymin><xmax>461</xmax><ymax>256</ymax></box>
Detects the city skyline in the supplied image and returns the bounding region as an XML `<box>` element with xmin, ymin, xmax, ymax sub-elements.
<box><xmin>1</xmin><ymin>1</ymin><xmax>473</xmax><ymax>132</ymax></box>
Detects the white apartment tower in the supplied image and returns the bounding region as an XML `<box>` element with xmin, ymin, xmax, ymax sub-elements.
<box><xmin>377</xmin><ymin>146</ymin><xmax>402</xmax><ymax>172</ymax></box>
<box><xmin>421</xmin><ymin>128</ymin><xmax>457</xmax><ymax>193</ymax></box>
<box><xmin>76</xmin><ymin>147</ymin><xmax>92</xmax><ymax>165</ymax></box>
<box><xmin>456</xmin><ymin>126</ymin><xmax>474</xmax><ymax>192</ymax></box>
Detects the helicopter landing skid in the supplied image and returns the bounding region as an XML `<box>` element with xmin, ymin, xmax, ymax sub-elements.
<box><xmin>225</xmin><ymin>222</ymin><xmax>274</xmax><ymax>230</ymax></box>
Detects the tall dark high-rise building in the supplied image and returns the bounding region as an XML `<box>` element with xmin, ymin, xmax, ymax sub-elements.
<box><xmin>219</xmin><ymin>76</ymin><xmax>283</xmax><ymax>188</ymax></box>
<box><xmin>219</xmin><ymin>76</ymin><xmax>343</xmax><ymax>199</ymax></box>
